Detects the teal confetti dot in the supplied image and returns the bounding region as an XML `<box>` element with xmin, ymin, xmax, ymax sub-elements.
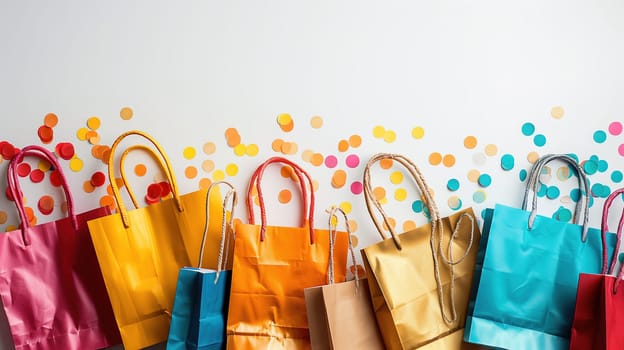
<box><xmin>537</xmin><ymin>184</ymin><xmax>548</xmax><ymax>197</ymax></box>
<box><xmin>481</xmin><ymin>209</ymin><xmax>488</xmax><ymax>220</ymax></box>
<box><xmin>612</xmin><ymin>170</ymin><xmax>623</xmax><ymax>183</ymax></box>
<box><xmin>583</xmin><ymin>160</ymin><xmax>598</xmax><ymax>175</ymax></box>
<box><xmin>590</xmin><ymin>155</ymin><xmax>599</xmax><ymax>162</ymax></box>
<box><xmin>478</xmin><ymin>174</ymin><xmax>492</xmax><ymax>187</ymax></box>
<box><xmin>423</xmin><ymin>206</ymin><xmax>431</xmax><ymax>219</ymax></box>
<box><xmin>412</xmin><ymin>200</ymin><xmax>423</xmax><ymax>213</ymax></box>
<box><xmin>594</xmin><ymin>130</ymin><xmax>607</xmax><ymax>143</ymax></box>
<box><xmin>598</xmin><ymin>160</ymin><xmax>608</xmax><ymax>173</ymax></box>
<box><xmin>546</xmin><ymin>186</ymin><xmax>560</xmax><ymax>199</ymax></box>
<box><xmin>501</xmin><ymin>154</ymin><xmax>515</xmax><ymax>171</ymax></box>
<box><xmin>473</xmin><ymin>190</ymin><xmax>487</xmax><ymax>203</ymax></box>
<box><xmin>447</xmin><ymin>178</ymin><xmax>460</xmax><ymax>191</ymax></box>
<box><xmin>567</xmin><ymin>153</ymin><xmax>579</xmax><ymax>162</ymax></box>
<box><xmin>556</xmin><ymin>207</ymin><xmax>572</xmax><ymax>222</ymax></box>
<box><xmin>533</xmin><ymin>134</ymin><xmax>546</xmax><ymax>147</ymax></box>
<box><xmin>522</xmin><ymin>122</ymin><xmax>535</xmax><ymax>136</ymax></box>
<box><xmin>619</xmin><ymin>252</ymin><xmax>624</xmax><ymax>263</ymax></box>
<box><xmin>589</xmin><ymin>196</ymin><xmax>595</xmax><ymax>208</ymax></box>
<box><xmin>570</xmin><ymin>189</ymin><xmax>581</xmax><ymax>202</ymax></box>
<box><xmin>448</xmin><ymin>197</ymin><xmax>462</xmax><ymax>211</ymax></box>
<box><xmin>519</xmin><ymin>169</ymin><xmax>528</xmax><ymax>181</ymax></box>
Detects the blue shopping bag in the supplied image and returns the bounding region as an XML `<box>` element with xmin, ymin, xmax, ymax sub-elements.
<box><xmin>167</xmin><ymin>182</ymin><xmax>237</xmax><ymax>350</ymax></box>
<box><xmin>464</xmin><ymin>154</ymin><xmax>617</xmax><ymax>350</ymax></box>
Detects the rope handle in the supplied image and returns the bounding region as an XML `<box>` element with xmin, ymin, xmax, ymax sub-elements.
<box><xmin>327</xmin><ymin>206</ymin><xmax>360</xmax><ymax>291</ymax></box>
<box><xmin>119</xmin><ymin>144</ymin><xmax>172</xmax><ymax>209</ymax></box>
<box><xmin>600</xmin><ymin>188</ymin><xmax>624</xmax><ymax>294</ymax></box>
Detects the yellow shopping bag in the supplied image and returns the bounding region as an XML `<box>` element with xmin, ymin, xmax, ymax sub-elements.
<box><xmin>87</xmin><ymin>130</ymin><xmax>223</xmax><ymax>349</ymax></box>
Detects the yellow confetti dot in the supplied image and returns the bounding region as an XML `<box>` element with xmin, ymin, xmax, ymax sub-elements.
<box><xmin>484</xmin><ymin>144</ymin><xmax>498</xmax><ymax>156</ymax></box>
<box><xmin>403</xmin><ymin>220</ymin><xmax>417</xmax><ymax>232</ymax></box>
<box><xmin>412</xmin><ymin>127</ymin><xmax>425</xmax><ymax>140</ymax></box>
<box><xmin>69</xmin><ymin>158</ymin><xmax>83</xmax><ymax>172</ymax></box>
<box><xmin>464</xmin><ymin>136</ymin><xmax>477</xmax><ymax>149</ymax></box>
<box><xmin>349</xmin><ymin>135</ymin><xmax>362</xmax><ymax>148</ymax></box>
<box><xmin>429</xmin><ymin>152</ymin><xmax>442</xmax><ymax>166</ymax></box>
<box><xmin>246</xmin><ymin>144</ymin><xmax>259</xmax><ymax>156</ymax></box>
<box><xmin>225</xmin><ymin>163</ymin><xmax>238</xmax><ymax>176</ymax></box>
<box><xmin>202</xmin><ymin>160</ymin><xmax>215</xmax><ymax>173</ymax></box>
<box><xmin>278</xmin><ymin>189</ymin><xmax>292</xmax><ymax>203</ymax></box>
<box><xmin>76</xmin><ymin>127</ymin><xmax>89</xmax><ymax>141</ymax></box>
<box><xmin>87</xmin><ymin>117</ymin><xmax>101</xmax><ymax>130</ymax></box>
<box><xmin>120</xmin><ymin>107</ymin><xmax>134</xmax><ymax>120</ymax></box>
<box><xmin>212</xmin><ymin>170</ymin><xmax>225</xmax><ymax>181</ymax></box>
<box><xmin>551</xmin><ymin>106</ymin><xmax>564</xmax><ymax>119</ymax></box>
<box><xmin>277</xmin><ymin>113</ymin><xmax>293</xmax><ymax>126</ymax></box>
<box><xmin>312</xmin><ymin>179</ymin><xmax>319</xmax><ymax>192</ymax></box>
<box><xmin>390</xmin><ymin>171</ymin><xmax>403</xmax><ymax>184</ymax></box>
<box><xmin>183</xmin><ymin>147</ymin><xmax>196</xmax><ymax>160</ymax></box>
<box><xmin>199</xmin><ymin>178</ymin><xmax>212</xmax><ymax>189</ymax></box>
<box><xmin>233</xmin><ymin>144</ymin><xmax>246</xmax><ymax>156</ymax></box>
<box><xmin>373</xmin><ymin>126</ymin><xmax>386</xmax><ymax>138</ymax></box>
<box><xmin>38</xmin><ymin>160</ymin><xmax>51</xmax><ymax>172</ymax></box>
<box><xmin>203</xmin><ymin>142</ymin><xmax>216</xmax><ymax>155</ymax></box>
<box><xmin>527</xmin><ymin>151</ymin><xmax>540</xmax><ymax>164</ymax></box>
<box><xmin>383</xmin><ymin>130</ymin><xmax>397</xmax><ymax>143</ymax></box>
<box><xmin>443</xmin><ymin>154</ymin><xmax>456</xmax><ymax>167</ymax></box>
<box><xmin>185</xmin><ymin>166</ymin><xmax>198</xmax><ymax>179</ymax></box>
<box><xmin>310</xmin><ymin>116</ymin><xmax>323</xmax><ymax>129</ymax></box>
<box><xmin>395</xmin><ymin>188</ymin><xmax>407</xmax><ymax>201</ymax></box>
<box><xmin>467</xmin><ymin>169</ymin><xmax>480</xmax><ymax>183</ymax></box>
<box><xmin>330</xmin><ymin>213</ymin><xmax>338</xmax><ymax>226</ymax></box>
<box><xmin>339</xmin><ymin>201</ymin><xmax>352</xmax><ymax>214</ymax></box>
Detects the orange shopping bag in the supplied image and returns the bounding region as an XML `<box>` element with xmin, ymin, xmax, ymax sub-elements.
<box><xmin>226</xmin><ymin>157</ymin><xmax>349</xmax><ymax>349</ymax></box>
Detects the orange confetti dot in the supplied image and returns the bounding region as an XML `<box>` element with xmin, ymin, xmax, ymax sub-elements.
<box><xmin>272</xmin><ymin>139</ymin><xmax>284</xmax><ymax>152</ymax></box>
<box><xmin>348</xmin><ymin>135</ymin><xmax>362</xmax><ymax>148</ymax></box>
<box><xmin>331</xmin><ymin>170</ymin><xmax>347</xmax><ymax>188</ymax></box>
<box><xmin>379</xmin><ymin>159</ymin><xmax>393</xmax><ymax>169</ymax></box>
<box><xmin>203</xmin><ymin>142</ymin><xmax>216</xmax><ymax>155</ymax></box>
<box><xmin>24</xmin><ymin>206</ymin><xmax>35</xmax><ymax>223</ymax></box>
<box><xmin>310</xmin><ymin>116</ymin><xmax>323</xmax><ymax>129</ymax></box>
<box><xmin>280</xmin><ymin>120</ymin><xmax>294</xmax><ymax>132</ymax></box>
<box><xmin>38</xmin><ymin>125</ymin><xmax>54</xmax><ymax>144</ymax></box>
<box><xmin>83</xmin><ymin>180</ymin><xmax>96</xmax><ymax>193</ymax></box>
<box><xmin>0</xmin><ymin>211</ymin><xmax>7</xmax><ymax>224</ymax></box>
<box><xmin>464</xmin><ymin>136</ymin><xmax>477</xmax><ymax>149</ymax></box>
<box><xmin>347</xmin><ymin>220</ymin><xmax>358</xmax><ymax>233</ymax></box>
<box><xmin>100</xmin><ymin>195</ymin><xmax>116</xmax><ymax>210</ymax></box>
<box><xmin>280</xmin><ymin>166</ymin><xmax>294</xmax><ymax>178</ymax></box>
<box><xmin>372</xmin><ymin>186</ymin><xmax>386</xmax><ymax>201</ymax></box>
<box><xmin>442</xmin><ymin>154</ymin><xmax>456</xmax><ymax>167</ymax></box>
<box><xmin>278</xmin><ymin>189</ymin><xmax>292</xmax><ymax>203</ymax></box>
<box><xmin>350</xmin><ymin>234</ymin><xmax>359</xmax><ymax>247</ymax></box>
<box><xmin>310</xmin><ymin>153</ymin><xmax>324</xmax><ymax>167</ymax></box>
<box><xmin>44</xmin><ymin>113</ymin><xmax>58</xmax><ymax>128</ymax></box>
<box><xmin>301</xmin><ymin>150</ymin><xmax>313</xmax><ymax>162</ymax></box>
<box><xmin>527</xmin><ymin>151</ymin><xmax>540</xmax><ymax>164</ymax></box>
<box><xmin>403</xmin><ymin>220</ymin><xmax>417</xmax><ymax>231</ymax></box>
<box><xmin>101</xmin><ymin>148</ymin><xmax>112</xmax><ymax>164</ymax></box>
<box><xmin>382</xmin><ymin>217</ymin><xmax>396</xmax><ymax>231</ymax></box>
<box><xmin>198</xmin><ymin>178</ymin><xmax>212</xmax><ymax>189</ymax></box>
<box><xmin>135</xmin><ymin>164</ymin><xmax>147</xmax><ymax>177</ymax></box>
<box><xmin>429</xmin><ymin>152</ymin><xmax>442</xmax><ymax>166</ymax></box>
<box><xmin>202</xmin><ymin>160</ymin><xmax>215</xmax><ymax>173</ymax></box>
<box><xmin>185</xmin><ymin>166</ymin><xmax>198</xmax><ymax>179</ymax></box>
<box><xmin>281</xmin><ymin>142</ymin><xmax>298</xmax><ymax>155</ymax></box>
<box><xmin>225</xmin><ymin>128</ymin><xmax>241</xmax><ymax>147</ymax></box>
<box><xmin>338</xmin><ymin>140</ymin><xmax>349</xmax><ymax>152</ymax></box>
<box><xmin>87</xmin><ymin>117</ymin><xmax>101</xmax><ymax>130</ymax></box>
<box><xmin>120</xmin><ymin>107</ymin><xmax>134</xmax><ymax>120</ymax></box>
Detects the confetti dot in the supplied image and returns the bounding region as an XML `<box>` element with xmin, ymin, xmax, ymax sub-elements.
<box><xmin>55</xmin><ymin>143</ymin><xmax>75</xmax><ymax>160</ymax></box>
<box><xmin>345</xmin><ymin>154</ymin><xmax>360</xmax><ymax>168</ymax></box>
<box><xmin>521</xmin><ymin>122</ymin><xmax>535</xmax><ymax>136</ymax></box>
<box><xmin>551</xmin><ymin>106</ymin><xmax>564</xmax><ymax>119</ymax></box>
<box><xmin>246</xmin><ymin>144</ymin><xmax>259</xmax><ymax>156</ymax></box>
<box><xmin>312</xmin><ymin>180</ymin><xmax>319</xmax><ymax>192</ymax></box>
<box><xmin>44</xmin><ymin>113</ymin><xmax>58</xmax><ymax>128</ymax></box>
<box><xmin>372</xmin><ymin>126</ymin><xmax>385</xmax><ymax>138</ymax></box>
<box><xmin>30</xmin><ymin>169</ymin><xmax>44</xmax><ymax>183</ymax></box>
<box><xmin>233</xmin><ymin>144</ymin><xmax>246</xmax><ymax>156</ymax></box>
<box><xmin>302</xmin><ymin>149</ymin><xmax>313</xmax><ymax>162</ymax></box>
<box><xmin>533</xmin><ymin>134</ymin><xmax>546</xmax><ymax>147</ymax></box>
<box><xmin>394</xmin><ymin>188</ymin><xmax>407</xmax><ymax>201</ymax></box>
<box><xmin>412</xmin><ymin>127</ymin><xmax>425</xmax><ymax>140</ymax></box>
<box><xmin>598</xmin><ymin>160</ymin><xmax>608</xmax><ymax>173</ymax></box>
<box><xmin>620</xmin><ymin>144</ymin><xmax>624</xmax><ymax>157</ymax></box>
<box><xmin>556</xmin><ymin>166</ymin><xmax>571</xmax><ymax>181</ymax></box>
<box><xmin>546</xmin><ymin>186</ymin><xmax>560</xmax><ymax>199</ymax></box>
<box><xmin>225</xmin><ymin>163</ymin><xmax>238</xmax><ymax>176</ymax></box>
<box><xmin>120</xmin><ymin>107</ymin><xmax>134</xmax><ymax>120</ymax></box>
<box><xmin>403</xmin><ymin>220</ymin><xmax>417</xmax><ymax>231</ymax></box>
<box><xmin>467</xmin><ymin>169</ymin><xmax>480</xmax><ymax>183</ymax></box>
<box><xmin>527</xmin><ymin>151</ymin><xmax>540</xmax><ymax>164</ymax></box>
<box><xmin>593</xmin><ymin>130</ymin><xmax>607</xmax><ymax>144</ymax></box>
<box><xmin>91</xmin><ymin>172</ymin><xmax>106</xmax><ymax>187</ymax></box>
<box><xmin>389</xmin><ymin>171</ymin><xmax>403</xmax><ymax>185</ymax></box>
<box><xmin>620</xmin><ymin>253</ymin><xmax>624</xmax><ymax>263</ymax></box>
<box><xmin>556</xmin><ymin>207</ymin><xmax>572</xmax><ymax>222</ymax></box>
<box><xmin>133</xmin><ymin>164</ymin><xmax>147</xmax><ymax>177</ymax></box>
<box><xmin>325</xmin><ymin>155</ymin><xmax>338</xmax><ymax>168</ymax></box>
<box><xmin>349</xmin><ymin>135</ymin><xmax>362</xmax><ymax>148</ymax></box>
<box><xmin>478</xmin><ymin>174</ymin><xmax>492</xmax><ymax>187</ymax></box>
<box><xmin>484</xmin><ymin>144</ymin><xmax>498</xmax><ymax>156</ymax></box>
<box><xmin>37</xmin><ymin>160</ymin><xmax>51</xmax><ymax>172</ymax></box>
<box><xmin>412</xmin><ymin>200</ymin><xmax>424</xmax><ymax>213</ymax></box>
<box><xmin>69</xmin><ymin>158</ymin><xmax>83</xmax><ymax>172</ymax></box>
<box><xmin>212</xmin><ymin>170</ymin><xmax>225</xmax><ymax>181</ymax></box>
<box><xmin>49</xmin><ymin>170</ymin><xmax>62</xmax><ymax>187</ymax></box>
<box><xmin>429</xmin><ymin>152</ymin><xmax>442</xmax><ymax>166</ymax></box>
<box><xmin>372</xmin><ymin>187</ymin><xmax>386</xmax><ymax>201</ymax></box>
<box><xmin>339</xmin><ymin>202</ymin><xmax>352</xmax><ymax>214</ymax></box>
<box><xmin>338</xmin><ymin>140</ymin><xmax>349</xmax><ymax>152</ymax></box>
<box><xmin>383</xmin><ymin>130</ymin><xmax>397</xmax><ymax>143</ymax></box>
<box><xmin>349</xmin><ymin>233</ymin><xmax>359</xmax><ymax>246</ymax></box>
<box><xmin>473</xmin><ymin>190</ymin><xmax>487</xmax><ymax>203</ymax></box>
<box><xmin>200</xmin><ymin>160</ymin><xmax>215</xmax><ymax>174</ymax></box>
<box><xmin>611</xmin><ymin>170</ymin><xmax>623</xmax><ymax>183</ymax></box>
<box><xmin>448</xmin><ymin>196</ymin><xmax>462</xmax><ymax>210</ymax></box>
<box><xmin>185</xmin><ymin>166</ymin><xmax>198</xmax><ymax>179</ymax></box>
<box><xmin>198</xmin><ymin>178</ymin><xmax>212</xmax><ymax>189</ymax></box>
<box><xmin>350</xmin><ymin>181</ymin><xmax>363</xmax><ymax>195</ymax></box>
<box><xmin>501</xmin><ymin>154</ymin><xmax>515</xmax><ymax>171</ymax></box>
<box><xmin>0</xmin><ymin>211</ymin><xmax>6</xmax><ymax>224</ymax></box>
<box><xmin>38</xmin><ymin>125</ymin><xmax>54</xmax><ymax>144</ymax></box>
<box><xmin>17</xmin><ymin>163</ymin><xmax>31</xmax><ymax>177</ymax></box>
<box><xmin>277</xmin><ymin>113</ymin><xmax>294</xmax><ymax>132</ymax></box>
<box><xmin>583</xmin><ymin>160</ymin><xmax>598</xmax><ymax>175</ymax></box>
<box><xmin>310</xmin><ymin>116</ymin><xmax>323</xmax><ymax>129</ymax></box>
<box><xmin>311</xmin><ymin>153</ymin><xmax>324</xmax><ymax>167</ymax></box>
<box><xmin>99</xmin><ymin>195</ymin><xmax>116</xmax><ymax>210</ymax></box>
<box><xmin>537</xmin><ymin>184</ymin><xmax>548</xmax><ymax>197</ymax></box>
<box><xmin>83</xmin><ymin>180</ymin><xmax>96</xmax><ymax>193</ymax></box>
<box><xmin>272</xmin><ymin>139</ymin><xmax>284</xmax><ymax>153</ymax></box>
<box><xmin>87</xmin><ymin>117</ymin><xmax>101</xmax><ymax>130</ymax></box>
<box><xmin>379</xmin><ymin>159</ymin><xmax>393</xmax><ymax>169</ymax></box>
<box><xmin>203</xmin><ymin>142</ymin><xmax>216</xmax><ymax>155</ymax></box>
<box><xmin>281</xmin><ymin>142</ymin><xmax>298</xmax><ymax>155</ymax></box>
<box><xmin>183</xmin><ymin>147</ymin><xmax>196</xmax><ymax>160</ymax></box>
<box><xmin>464</xmin><ymin>136</ymin><xmax>477</xmax><ymax>149</ymax></box>
<box><xmin>280</xmin><ymin>166</ymin><xmax>297</xmax><ymax>181</ymax></box>
<box><xmin>609</xmin><ymin>122</ymin><xmax>622</xmax><ymax>136</ymax></box>
<box><xmin>225</xmin><ymin>128</ymin><xmax>241</xmax><ymax>147</ymax></box>
<box><xmin>570</xmin><ymin>189</ymin><xmax>581</xmax><ymax>202</ymax></box>
<box><xmin>447</xmin><ymin>179</ymin><xmax>460</xmax><ymax>191</ymax></box>
<box><xmin>278</xmin><ymin>189</ymin><xmax>292</xmax><ymax>203</ymax></box>
<box><xmin>332</xmin><ymin>170</ymin><xmax>347</xmax><ymax>188</ymax></box>
<box><xmin>38</xmin><ymin>195</ymin><xmax>54</xmax><ymax>215</ymax></box>
<box><xmin>443</xmin><ymin>154</ymin><xmax>456</xmax><ymax>167</ymax></box>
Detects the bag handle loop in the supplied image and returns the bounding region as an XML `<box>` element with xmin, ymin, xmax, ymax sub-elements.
<box><xmin>119</xmin><ymin>144</ymin><xmax>171</xmax><ymax>209</ymax></box>
<box><xmin>601</xmin><ymin>188</ymin><xmax>624</xmax><ymax>294</ymax></box>
<box><xmin>327</xmin><ymin>206</ymin><xmax>360</xmax><ymax>291</ymax></box>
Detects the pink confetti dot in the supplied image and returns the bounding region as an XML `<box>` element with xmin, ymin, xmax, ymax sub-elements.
<box><xmin>619</xmin><ymin>144</ymin><xmax>624</xmax><ymax>157</ymax></box>
<box><xmin>325</xmin><ymin>155</ymin><xmax>338</xmax><ymax>168</ymax></box>
<box><xmin>345</xmin><ymin>154</ymin><xmax>360</xmax><ymax>168</ymax></box>
<box><xmin>609</xmin><ymin>122</ymin><xmax>623</xmax><ymax>136</ymax></box>
<box><xmin>350</xmin><ymin>181</ymin><xmax>363</xmax><ymax>195</ymax></box>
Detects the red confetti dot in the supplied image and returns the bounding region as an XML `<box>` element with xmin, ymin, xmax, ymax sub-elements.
<box><xmin>146</xmin><ymin>183</ymin><xmax>162</xmax><ymax>202</ymax></box>
<box><xmin>145</xmin><ymin>195</ymin><xmax>160</xmax><ymax>205</ymax></box>
<box><xmin>30</xmin><ymin>169</ymin><xmax>45</xmax><ymax>183</ymax></box>
<box><xmin>55</xmin><ymin>142</ymin><xmax>75</xmax><ymax>160</ymax></box>
<box><xmin>0</xmin><ymin>142</ymin><xmax>17</xmax><ymax>160</ymax></box>
<box><xmin>90</xmin><ymin>171</ymin><xmax>106</xmax><ymax>187</ymax></box>
<box><xmin>159</xmin><ymin>182</ymin><xmax>171</xmax><ymax>197</ymax></box>
<box><xmin>5</xmin><ymin>187</ymin><xmax>15</xmax><ymax>202</ymax></box>
<box><xmin>38</xmin><ymin>195</ymin><xmax>55</xmax><ymax>215</ymax></box>
<box><xmin>49</xmin><ymin>170</ymin><xmax>63</xmax><ymax>187</ymax></box>
<box><xmin>17</xmin><ymin>163</ymin><xmax>31</xmax><ymax>177</ymax></box>
<box><xmin>37</xmin><ymin>125</ymin><xmax>54</xmax><ymax>144</ymax></box>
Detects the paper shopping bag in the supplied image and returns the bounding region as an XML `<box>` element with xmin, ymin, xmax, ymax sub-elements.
<box><xmin>226</xmin><ymin>157</ymin><xmax>349</xmax><ymax>349</ymax></box>
<box><xmin>361</xmin><ymin>153</ymin><xmax>481</xmax><ymax>350</ymax></box>
<box><xmin>304</xmin><ymin>207</ymin><xmax>384</xmax><ymax>350</ymax></box>
<box><xmin>167</xmin><ymin>181</ymin><xmax>237</xmax><ymax>350</ymax></box>
<box><xmin>0</xmin><ymin>145</ymin><xmax>121</xmax><ymax>350</ymax></box>
<box><xmin>569</xmin><ymin>187</ymin><xmax>624</xmax><ymax>350</ymax></box>
<box><xmin>464</xmin><ymin>154</ymin><xmax>616</xmax><ymax>350</ymax></box>
<box><xmin>87</xmin><ymin>130</ymin><xmax>223</xmax><ymax>349</ymax></box>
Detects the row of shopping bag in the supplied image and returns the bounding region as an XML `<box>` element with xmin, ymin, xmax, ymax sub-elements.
<box><xmin>0</xmin><ymin>130</ymin><xmax>622</xmax><ymax>349</ymax></box>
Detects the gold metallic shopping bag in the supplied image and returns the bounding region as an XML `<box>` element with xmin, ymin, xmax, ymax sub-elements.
<box><xmin>360</xmin><ymin>153</ymin><xmax>481</xmax><ymax>350</ymax></box>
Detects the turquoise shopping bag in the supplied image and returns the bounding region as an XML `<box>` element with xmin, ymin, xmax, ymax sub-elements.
<box><xmin>167</xmin><ymin>182</ymin><xmax>237</xmax><ymax>350</ymax></box>
<box><xmin>464</xmin><ymin>154</ymin><xmax>617</xmax><ymax>350</ymax></box>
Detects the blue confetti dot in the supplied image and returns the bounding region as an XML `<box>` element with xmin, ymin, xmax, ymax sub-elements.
<box><xmin>447</xmin><ymin>178</ymin><xmax>460</xmax><ymax>192</ymax></box>
<box><xmin>546</xmin><ymin>186</ymin><xmax>560</xmax><ymax>199</ymax></box>
<box><xmin>501</xmin><ymin>154</ymin><xmax>515</xmax><ymax>171</ymax></box>
<box><xmin>583</xmin><ymin>160</ymin><xmax>598</xmax><ymax>175</ymax></box>
<box><xmin>612</xmin><ymin>170</ymin><xmax>623</xmax><ymax>183</ymax></box>
<box><xmin>537</xmin><ymin>184</ymin><xmax>548</xmax><ymax>197</ymax></box>
<box><xmin>533</xmin><ymin>134</ymin><xmax>546</xmax><ymax>147</ymax></box>
<box><xmin>478</xmin><ymin>174</ymin><xmax>492</xmax><ymax>188</ymax></box>
<box><xmin>594</xmin><ymin>130</ymin><xmax>607</xmax><ymax>143</ymax></box>
<box><xmin>519</xmin><ymin>169</ymin><xmax>528</xmax><ymax>181</ymax></box>
<box><xmin>412</xmin><ymin>200</ymin><xmax>423</xmax><ymax>213</ymax></box>
<box><xmin>522</xmin><ymin>122</ymin><xmax>535</xmax><ymax>136</ymax></box>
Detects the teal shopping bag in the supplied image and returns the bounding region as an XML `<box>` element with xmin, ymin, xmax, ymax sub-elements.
<box><xmin>167</xmin><ymin>182</ymin><xmax>237</xmax><ymax>350</ymax></box>
<box><xmin>464</xmin><ymin>154</ymin><xmax>617</xmax><ymax>350</ymax></box>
